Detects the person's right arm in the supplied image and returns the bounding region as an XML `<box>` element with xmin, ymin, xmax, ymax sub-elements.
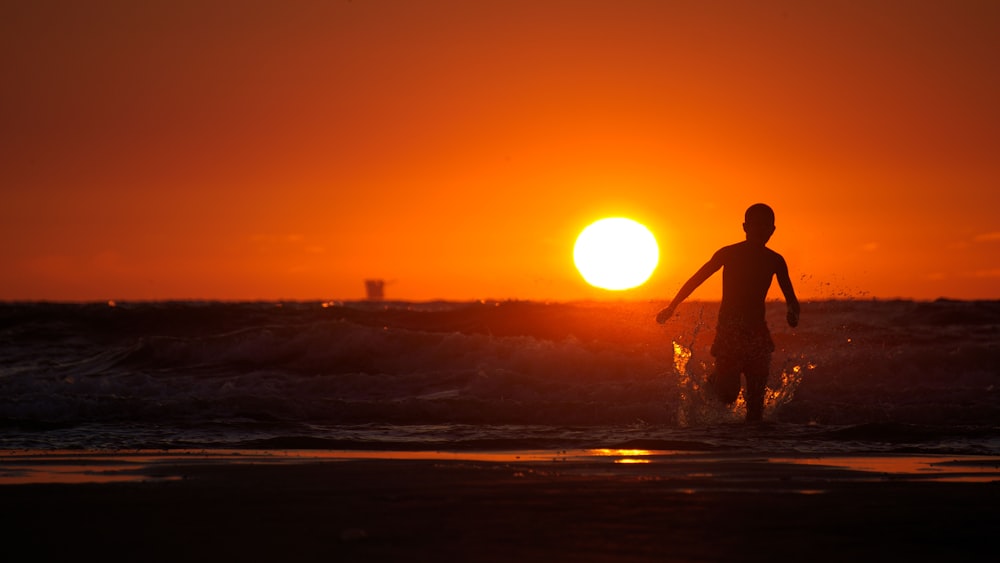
<box><xmin>656</xmin><ymin>249</ymin><xmax>725</xmax><ymax>324</ymax></box>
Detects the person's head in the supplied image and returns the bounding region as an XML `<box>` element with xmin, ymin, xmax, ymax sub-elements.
<box><xmin>743</xmin><ymin>203</ymin><xmax>775</xmax><ymax>245</ymax></box>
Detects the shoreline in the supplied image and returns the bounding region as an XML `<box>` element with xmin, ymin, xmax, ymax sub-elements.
<box><xmin>3</xmin><ymin>448</ymin><xmax>998</xmax><ymax>486</ymax></box>
<box><xmin>4</xmin><ymin>449</ymin><xmax>998</xmax><ymax>562</ymax></box>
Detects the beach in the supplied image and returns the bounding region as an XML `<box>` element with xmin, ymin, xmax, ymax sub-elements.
<box><xmin>4</xmin><ymin>449</ymin><xmax>998</xmax><ymax>562</ymax></box>
<box><xmin>2</xmin><ymin>299</ymin><xmax>998</xmax><ymax>560</ymax></box>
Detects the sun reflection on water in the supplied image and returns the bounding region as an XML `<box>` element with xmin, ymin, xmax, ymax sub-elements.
<box><xmin>588</xmin><ymin>448</ymin><xmax>654</xmax><ymax>464</ymax></box>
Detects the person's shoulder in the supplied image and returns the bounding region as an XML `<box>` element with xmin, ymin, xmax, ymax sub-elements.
<box><xmin>711</xmin><ymin>242</ymin><xmax>743</xmax><ymax>263</ymax></box>
<box><xmin>716</xmin><ymin>242</ymin><xmax>744</xmax><ymax>254</ymax></box>
<box><xmin>764</xmin><ymin>246</ymin><xmax>788</xmax><ymax>267</ymax></box>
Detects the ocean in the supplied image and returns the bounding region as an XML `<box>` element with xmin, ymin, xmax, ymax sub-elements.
<box><xmin>1</xmin><ymin>299</ymin><xmax>998</xmax><ymax>455</ymax></box>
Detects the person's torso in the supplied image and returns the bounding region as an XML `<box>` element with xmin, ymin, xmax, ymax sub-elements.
<box><xmin>718</xmin><ymin>242</ymin><xmax>779</xmax><ymax>327</ymax></box>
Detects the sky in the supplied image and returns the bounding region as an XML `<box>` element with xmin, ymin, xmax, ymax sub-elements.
<box><xmin>2</xmin><ymin>0</ymin><xmax>998</xmax><ymax>302</ymax></box>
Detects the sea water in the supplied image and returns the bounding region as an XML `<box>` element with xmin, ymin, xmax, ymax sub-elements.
<box><xmin>1</xmin><ymin>299</ymin><xmax>997</xmax><ymax>455</ymax></box>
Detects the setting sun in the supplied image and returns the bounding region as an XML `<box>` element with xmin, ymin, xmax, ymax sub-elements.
<box><xmin>574</xmin><ymin>218</ymin><xmax>659</xmax><ymax>291</ymax></box>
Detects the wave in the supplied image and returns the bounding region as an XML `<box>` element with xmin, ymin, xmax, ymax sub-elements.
<box><xmin>1</xmin><ymin>299</ymin><xmax>998</xmax><ymax>442</ymax></box>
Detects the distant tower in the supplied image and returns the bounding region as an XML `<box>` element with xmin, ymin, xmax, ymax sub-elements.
<box><xmin>364</xmin><ymin>279</ymin><xmax>385</xmax><ymax>301</ymax></box>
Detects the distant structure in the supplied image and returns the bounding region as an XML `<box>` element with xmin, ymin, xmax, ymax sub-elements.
<box><xmin>364</xmin><ymin>279</ymin><xmax>386</xmax><ymax>301</ymax></box>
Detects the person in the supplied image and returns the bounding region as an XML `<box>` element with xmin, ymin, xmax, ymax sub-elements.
<box><xmin>656</xmin><ymin>203</ymin><xmax>800</xmax><ymax>422</ymax></box>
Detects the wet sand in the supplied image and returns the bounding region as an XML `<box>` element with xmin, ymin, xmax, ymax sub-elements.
<box><xmin>3</xmin><ymin>450</ymin><xmax>998</xmax><ymax>562</ymax></box>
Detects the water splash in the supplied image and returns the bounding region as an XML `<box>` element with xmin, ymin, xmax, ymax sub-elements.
<box><xmin>764</xmin><ymin>358</ymin><xmax>815</xmax><ymax>418</ymax></box>
<box><xmin>673</xmin><ymin>339</ymin><xmax>743</xmax><ymax>427</ymax></box>
<box><xmin>673</xmin><ymin>334</ymin><xmax>816</xmax><ymax>426</ymax></box>
<box><xmin>672</xmin><ymin>308</ymin><xmax>709</xmax><ymax>426</ymax></box>
<box><xmin>672</xmin><ymin>340</ymin><xmax>692</xmax><ymax>376</ymax></box>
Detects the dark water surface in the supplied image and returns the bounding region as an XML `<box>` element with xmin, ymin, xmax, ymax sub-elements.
<box><xmin>2</xmin><ymin>299</ymin><xmax>998</xmax><ymax>455</ymax></box>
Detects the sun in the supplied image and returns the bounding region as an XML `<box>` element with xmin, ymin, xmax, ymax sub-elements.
<box><xmin>574</xmin><ymin>218</ymin><xmax>659</xmax><ymax>290</ymax></box>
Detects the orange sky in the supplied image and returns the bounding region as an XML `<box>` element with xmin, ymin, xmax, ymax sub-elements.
<box><xmin>2</xmin><ymin>1</ymin><xmax>998</xmax><ymax>302</ymax></box>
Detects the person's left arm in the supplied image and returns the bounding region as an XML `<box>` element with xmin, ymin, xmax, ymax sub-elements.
<box><xmin>775</xmin><ymin>255</ymin><xmax>800</xmax><ymax>327</ymax></box>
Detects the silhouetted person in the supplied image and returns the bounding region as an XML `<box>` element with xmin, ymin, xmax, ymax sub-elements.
<box><xmin>656</xmin><ymin>203</ymin><xmax>800</xmax><ymax>422</ymax></box>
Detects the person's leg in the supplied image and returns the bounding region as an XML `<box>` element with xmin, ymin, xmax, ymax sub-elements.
<box><xmin>743</xmin><ymin>353</ymin><xmax>771</xmax><ymax>422</ymax></box>
<box><xmin>708</xmin><ymin>355</ymin><xmax>741</xmax><ymax>404</ymax></box>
